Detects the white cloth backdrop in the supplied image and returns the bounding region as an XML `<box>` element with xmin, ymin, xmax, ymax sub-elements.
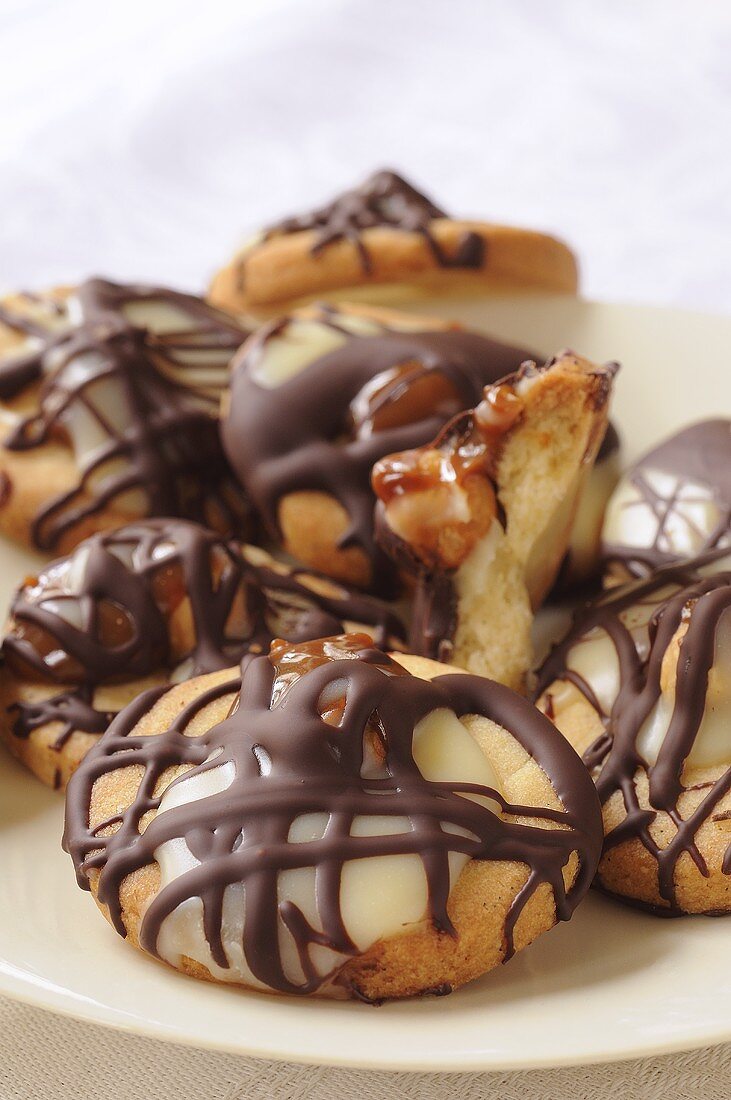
<box><xmin>1</xmin><ymin>0</ymin><xmax>730</xmax><ymax>311</ymax></box>
<box><xmin>1</xmin><ymin>1</ymin><xmax>731</xmax><ymax>1097</ymax></box>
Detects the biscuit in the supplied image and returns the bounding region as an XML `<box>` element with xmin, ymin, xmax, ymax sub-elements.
<box><xmin>209</xmin><ymin>169</ymin><xmax>579</xmax><ymax>316</ymax></box>
<box><xmin>372</xmin><ymin>353</ymin><xmax>617</xmax><ymax>689</ymax></box>
<box><xmin>602</xmin><ymin>419</ymin><xmax>731</xmax><ymax>585</ymax></box>
<box><xmin>0</xmin><ymin>278</ymin><xmax>253</xmax><ymax>553</ymax></box>
<box><xmin>63</xmin><ymin>633</ymin><xmax>601</xmax><ymax>1000</ymax></box>
<box><xmin>0</xmin><ymin>520</ymin><xmax>403</xmax><ymax>789</ymax></box>
<box><xmin>535</xmin><ymin>550</ymin><xmax>731</xmax><ymax>913</ymax></box>
<box><xmin>220</xmin><ymin>300</ymin><xmax>536</xmax><ymax>592</ymax></box>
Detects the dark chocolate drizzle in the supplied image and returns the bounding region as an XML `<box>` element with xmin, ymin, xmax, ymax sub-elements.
<box><xmin>222</xmin><ymin>307</ymin><xmax>535</xmax><ymax>591</ymax></box>
<box><xmin>64</xmin><ymin>634</ymin><xmax>601</xmax><ymax>996</ymax></box>
<box><xmin>535</xmin><ymin>550</ymin><xmax>731</xmax><ymax>911</ymax></box>
<box><xmin>8</xmin><ymin>685</ymin><xmax>114</xmax><ymax>750</ymax></box>
<box><xmin>0</xmin><ymin>278</ymin><xmax>252</xmax><ymax>550</ymax></box>
<box><xmin>603</xmin><ymin>419</ymin><xmax>731</xmax><ymax>578</ymax></box>
<box><xmin>262</xmin><ymin>169</ymin><xmax>484</xmax><ymax>274</ymax></box>
<box><xmin>3</xmin><ymin>520</ymin><xmax>404</xmax><ymax>751</ymax></box>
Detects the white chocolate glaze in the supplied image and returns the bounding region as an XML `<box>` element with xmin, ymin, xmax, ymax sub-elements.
<box><xmin>251</xmin><ymin>320</ymin><xmax>350</xmax><ymax>388</ymax></box>
<box><xmin>603</xmin><ymin>468</ymin><xmax>728</xmax><ymax>563</ymax></box>
<box><xmin>153</xmin><ymin>704</ymin><xmax>501</xmax><ymax>990</ymax></box>
<box><xmin>638</xmin><ymin>604</ymin><xmax>731</xmax><ymax>769</ymax></box>
<box><xmin>250</xmin><ymin>307</ymin><xmax>444</xmax><ymax>390</ymax></box>
<box><xmin>551</xmin><ymin>553</ymin><xmax>731</xmax><ymax>771</ymax></box>
<box><xmin>563</xmin><ymin>445</ymin><xmax>621</xmax><ymax>583</ymax></box>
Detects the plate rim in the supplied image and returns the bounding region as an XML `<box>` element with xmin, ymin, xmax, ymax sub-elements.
<box><xmin>2</xmin><ymin>948</ymin><xmax>730</xmax><ymax>1072</ymax></box>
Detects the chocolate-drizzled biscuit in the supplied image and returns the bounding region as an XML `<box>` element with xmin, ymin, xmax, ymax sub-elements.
<box><xmin>0</xmin><ymin>520</ymin><xmax>404</xmax><ymax>789</ymax></box>
<box><xmin>209</xmin><ymin>169</ymin><xmax>579</xmax><ymax>315</ymax></box>
<box><xmin>535</xmin><ymin>549</ymin><xmax>731</xmax><ymax>913</ymax></box>
<box><xmin>602</xmin><ymin>419</ymin><xmax>731</xmax><ymax>584</ymax></box>
<box><xmin>0</xmin><ymin>278</ymin><xmax>252</xmax><ymax>552</ymax></box>
<box><xmin>221</xmin><ymin>302</ymin><xmax>536</xmax><ymax>592</ymax></box>
<box><xmin>64</xmin><ymin>634</ymin><xmax>601</xmax><ymax>999</ymax></box>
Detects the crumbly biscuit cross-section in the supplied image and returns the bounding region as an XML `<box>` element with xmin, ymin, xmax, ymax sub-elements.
<box><xmin>373</xmin><ymin>353</ymin><xmax>617</xmax><ymax>689</ymax></box>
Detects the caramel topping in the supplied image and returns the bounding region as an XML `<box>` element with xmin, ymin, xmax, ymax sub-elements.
<box><xmin>373</xmin><ymin>379</ymin><xmax>526</xmax><ymax>506</ymax></box>
<box><xmin>371</xmin><ymin>378</ymin><xmax>526</xmax><ymax>571</ymax></box>
<box><xmin>474</xmin><ymin>382</ymin><xmax>525</xmax><ymax>441</ymax></box>
<box><xmin>349</xmin><ymin>361</ymin><xmax>462</xmax><ymax>439</ymax></box>
<box><xmin>373</xmin><ymin>415</ymin><xmax>488</xmax><ymax>505</ymax></box>
<box><xmin>148</xmin><ymin>561</ymin><xmax>188</xmax><ymax>618</ymax></box>
<box><xmin>7</xmin><ymin>599</ymin><xmax>138</xmax><ymax>684</ymax></box>
<box><xmin>269</xmin><ymin>634</ymin><xmax>406</xmax><ymax>733</ymax></box>
<box><xmin>269</xmin><ymin>632</ymin><xmax>403</xmax><ymax>698</ymax></box>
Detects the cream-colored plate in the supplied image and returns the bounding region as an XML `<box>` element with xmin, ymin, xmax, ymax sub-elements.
<box><xmin>0</xmin><ymin>296</ymin><xmax>730</xmax><ymax>1071</ymax></box>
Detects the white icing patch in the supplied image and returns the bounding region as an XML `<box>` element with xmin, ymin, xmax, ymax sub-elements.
<box><xmin>149</xmin><ymin>538</ymin><xmax>177</xmax><ymax>564</ymax></box>
<box><xmin>558</xmin><ymin>552</ymin><xmax>731</xmax><ymax>770</ymax></box>
<box><xmin>54</xmin><ymin>353</ymin><xmax>140</xmax><ymax>473</ymax></box>
<box><xmin>638</xmin><ymin>606</ymin><xmax>731</xmax><ymax>769</ymax></box>
<box><xmin>252</xmin><ymin>320</ymin><xmax>349</xmax><ymax>388</ymax></box>
<box><xmin>561</xmin><ymin>585</ymin><xmax>674</xmax><ymax>717</ymax></box>
<box><xmin>603</xmin><ymin>468</ymin><xmax>724</xmax><ymax>559</ymax></box>
<box><xmin>151</xmin><ymin>702</ymin><xmax>505</xmax><ymax>991</ymax></box>
<box><xmin>0</xmin><ymin>407</ymin><xmax>20</xmax><ymax>428</ymax></box>
<box><xmin>122</xmin><ymin>299</ymin><xmax>204</xmax><ymax>335</ymax></box>
<box><xmin>169</xmin><ymin>656</ymin><xmax>195</xmax><ymax>683</ymax></box>
<box><xmin>565</xmin><ymin>449</ymin><xmax>620</xmax><ymax>581</ymax></box>
<box><xmin>0</xmin><ymin>334</ymin><xmax>44</xmax><ymax>366</ymax></box>
<box><xmin>565</xmin><ymin>630</ymin><xmax>621</xmax><ymax>717</ymax></box>
<box><xmin>412</xmin><ymin>707</ymin><xmax>500</xmax><ymax>799</ymax></box>
<box><xmin>252</xmin><ymin>309</ymin><xmax>443</xmax><ymax>390</ymax></box>
<box><xmin>62</xmin><ymin>544</ymin><xmax>92</xmax><ymax>595</ymax></box>
<box><xmin>65</xmin><ymin>295</ymin><xmax>84</xmax><ymax>327</ymax></box>
<box><xmin>321</xmin><ymin>312</ymin><xmax>383</xmax><ymax>338</ymax></box>
<box><xmin>699</xmin><ymin>551</ymin><xmax>731</xmax><ymax>579</ymax></box>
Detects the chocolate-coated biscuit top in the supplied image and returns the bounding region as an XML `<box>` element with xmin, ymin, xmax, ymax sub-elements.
<box><xmin>64</xmin><ymin>633</ymin><xmax>601</xmax><ymax>996</ymax></box>
<box><xmin>0</xmin><ymin>278</ymin><xmax>252</xmax><ymax>549</ymax></box>
<box><xmin>221</xmin><ymin>303</ymin><xmax>536</xmax><ymax>590</ymax></box>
